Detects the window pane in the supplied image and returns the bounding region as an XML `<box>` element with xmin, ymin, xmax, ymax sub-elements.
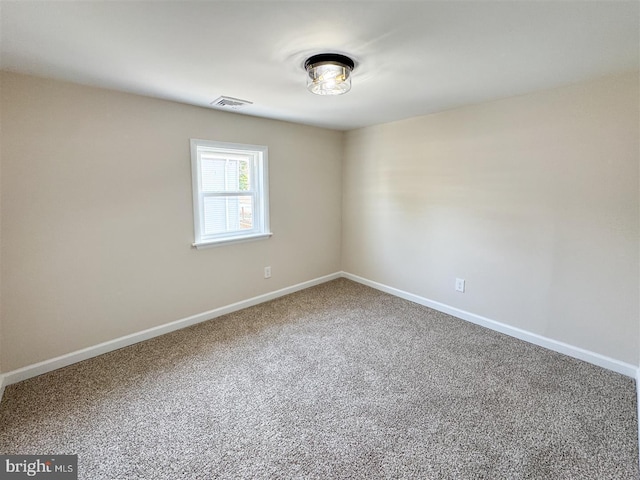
<box><xmin>203</xmin><ymin>197</ymin><xmax>226</xmax><ymax>234</ymax></box>
<box><xmin>203</xmin><ymin>196</ymin><xmax>254</xmax><ymax>235</ymax></box>
<box><xmin>201</xmin><ymin>156</ymin><xmax>251</xmax><ymax>192</ymax></box>
<box><xmin>239</xmin><ymin>159</ymin><xmax>251</xmax><ymax>191</ymax></box>
<box><xmin>238</xmin><ymin>195</ymin><xmax>253</xmax><ymax>229</ymax></box>
<box><xmin>201</xmin><ymin>157</ymin><xmax>226</xmax><ymax>192</ymax></box>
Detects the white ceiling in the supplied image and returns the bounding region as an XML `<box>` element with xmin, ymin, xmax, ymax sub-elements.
<box><xmin>1</xmin><ymin>1</ymin><xmax>638</xmax><ymax>131</ymax></box>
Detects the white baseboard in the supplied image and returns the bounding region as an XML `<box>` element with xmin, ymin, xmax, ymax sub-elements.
<box><xmin>2</xmin><ymin>270</ymin><xmax>635</xmax><ymax>389</ymax></box>
<box><xmin>2</xmin><ymin>272</ymin><xmax>342</xmax><ymax>387</ymax></box>
<box><xmin>342</xmin><ymin>272</ymin><xmax>637</xmax><ymax>378</ymax></box>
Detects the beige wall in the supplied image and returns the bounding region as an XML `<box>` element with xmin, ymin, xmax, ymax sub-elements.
<box><xmin>343</xmin><ymin>72</ymin><xmax>640</xmax><ymax>365</ymax></box>
<box><xmin>2</xmin><ymin>70</ymin><xmax>638</xmax><ymax>373</ymax></box>
<box><xmin>0</xmin><ymin>72</ymin><xmax>343</xmax><ymax>371</ymax></box>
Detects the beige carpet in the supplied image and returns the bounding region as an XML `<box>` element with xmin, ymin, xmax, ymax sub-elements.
<box><xmin>0</xmin><ymin>278</ymin><xmax>637</xmax><ymax>479</ymax></box>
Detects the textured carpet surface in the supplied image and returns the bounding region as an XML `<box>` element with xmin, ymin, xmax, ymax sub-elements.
<box><xmin>0</xmin><ymin>279</ymin><xmax>637</xmax><ymax>479</ymax></box>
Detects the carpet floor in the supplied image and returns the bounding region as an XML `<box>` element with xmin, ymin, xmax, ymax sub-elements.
<box><xmin>0</xmin><ymin>278</ymin><xmax>637</xmax><ymax>479</ymax></box>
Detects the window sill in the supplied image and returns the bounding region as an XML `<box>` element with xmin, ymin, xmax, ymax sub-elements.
<box><xmin>192</xmin><ymin>232</ymin><xmax>273</xmax><ymax>249</ymax></box>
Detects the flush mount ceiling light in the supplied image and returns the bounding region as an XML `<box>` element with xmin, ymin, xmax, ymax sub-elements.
<box><xmin>304</xmin><ymin>53</ymin><xmax>355</xmax><ymax>96</ymax></box>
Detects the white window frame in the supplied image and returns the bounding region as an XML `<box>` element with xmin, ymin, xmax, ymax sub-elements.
<box><xmin>190</xmin><ymin>139</ymin><xmax>271</xmax><ymax>248</ymax></box>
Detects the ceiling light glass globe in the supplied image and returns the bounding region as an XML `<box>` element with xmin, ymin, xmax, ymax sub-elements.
<box><xmin>306</xmin><ymin>61</ymin><xmax>352</xmax><ymax>95</ymax></box>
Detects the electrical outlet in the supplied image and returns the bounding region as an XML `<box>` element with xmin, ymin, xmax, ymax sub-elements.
<box><xmin>455</xmin><ymin>278</ymin><xmax>465</xmax><ymax>293</ymax></box>
<box><xmin>264</xmin><ymin>266</ymin><xmax>271</xmax><ymax>279</ymax></box>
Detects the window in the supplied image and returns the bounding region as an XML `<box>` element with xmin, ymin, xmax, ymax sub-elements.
<box><xmin>190</xmin><ymin>139</ymin><xmax>271</xmax><ymax>248</ymax></box>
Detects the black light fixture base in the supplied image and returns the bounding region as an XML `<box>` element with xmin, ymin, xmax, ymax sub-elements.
<box><xmin>304</xmin><ymin>53</ymin><xmax>355</xmax><ymax>70</ymax></box>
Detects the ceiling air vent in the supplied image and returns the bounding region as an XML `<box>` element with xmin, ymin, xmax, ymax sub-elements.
<box><xmin>210</xmin><ymin>96</ymin><xmax>253</xmax><ymax>109</ymax></box>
